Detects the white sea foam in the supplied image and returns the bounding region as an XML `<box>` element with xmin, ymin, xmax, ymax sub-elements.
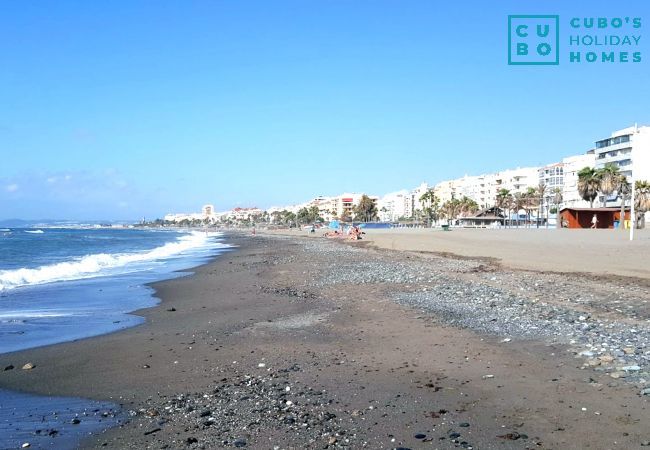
<box><xmin>0</xmin><ymin>311</ymin><xmax>73</xmax><ymax>320</ymax></box>
<box><xmin>0</xmin><ymin>231</ymin><xmax>227</xmax><ymax>291</ymax></box>
<box><xmin>0</xmin><ymin>229</ymin><xmax>10</xmax><ymax>232</ymax></box>
<box><xmin>24</xmin><ymin>230</ymin><xmax>44</xmax><ymax>234</ymax></box>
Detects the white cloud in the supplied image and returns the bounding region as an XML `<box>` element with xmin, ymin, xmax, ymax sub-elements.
<box><xmin>6</xmin><ymin>183</ymin><xmax>18</xmax><ymax>192</ymax></box>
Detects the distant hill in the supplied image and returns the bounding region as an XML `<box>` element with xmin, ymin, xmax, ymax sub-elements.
<box><xmin>0</xmin><ymin>219</ymin><xmax>33</xmax><ymax>228</ymax></box>
<box><xmin>0</xmin><ymin>219</ymin><xmax>137</xmax><ymax>228</ymax></box>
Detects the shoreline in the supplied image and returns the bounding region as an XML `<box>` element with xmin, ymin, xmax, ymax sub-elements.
<box><xmin>0</xmin><ymin>232</ymin><xmax>648</xmax><ymax>449</ymax></box>
<box><xmin>0</xmin><ymin>232</ymin><xmax>240</xmax><ymax>450</ymax></box>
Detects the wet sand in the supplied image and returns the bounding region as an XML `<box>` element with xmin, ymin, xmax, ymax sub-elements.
<box><xmin>0</xmin><ymin>232</ymin><xmax>649</xmax><ymax>449</ymax></box>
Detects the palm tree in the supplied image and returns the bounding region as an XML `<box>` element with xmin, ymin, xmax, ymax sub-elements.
<box><xmin>551</xmin><ymin>187</ymin><xmax>563</xmax><ymax>228</ymax></box>
<box><xmin>440</xmin><ymin>198</ymin><xmax>462</xmax><ymax>225</ymax></box>
<box><xmin>419</xmin><ymin>190</ymin><xmax>439</xmax><ymax>227</ymax></box>
<box><xmin>597</xmin><ymin>163</ymin><xmax>620</xmax><ymax>207</ymax></box>
<box><xmin>537</xmin><ymin>183</ymin><xmax>547</xmax><ymax>228</ymax></box>
<box><xmin>521</xmin><ymin>187</ymin><xmax>539</xmax><ymax>228</ymax></box>
<box><xmin>577</xmin><ymin>167</ymin><xmax>600</xmax><ymax>208</ymax></box>
<box><xmin>495</xmin><ymin>188</ymin><xmax>511</xmax><ymax>227</ymax></box>
<box><xmin>459</xmin><ymin>196</ymin><xmax>479</xmax><ymax>217</ymax></box>
<box><xmin>353</xmin><ymin>195</ymin><xmax>378</xmax><ymax>222</ymax></box>
<box><xmin>635</xmin><ymin>180</ymin><xmax>650</xmax><ymax>229</ymax></box>
<box><xmin>511</xmin><ymin>192</ymin><xmax>526</xmax><ymax>227</ymax></box>
<box><xmin>617</xmin><ymin>175</ymin><xmax>631</xmax><ymax>231</ymax></box>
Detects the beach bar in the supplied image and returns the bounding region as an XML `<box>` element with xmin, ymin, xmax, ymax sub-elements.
<box><xmin>559</xmin><ymin>207</ymin><xmax>631</xmax><ymax>229</ymax></box>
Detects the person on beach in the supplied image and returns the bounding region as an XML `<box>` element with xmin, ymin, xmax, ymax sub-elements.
<box><xmin>591</xmin><ymin>214</ymin><xmax>598</xmax><ymax>229</ymax></box>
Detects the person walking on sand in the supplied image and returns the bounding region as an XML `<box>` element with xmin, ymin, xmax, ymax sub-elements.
<box><xmin>591</xmin><ymin>214</ymin><xmax>598</xmax><ymax>229</ymax></box>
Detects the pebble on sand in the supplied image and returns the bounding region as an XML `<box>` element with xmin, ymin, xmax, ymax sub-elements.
<box><xmin>21</xmin><ymin>363</ymin><xmax>35</xmax><ymax>370</ymax></box>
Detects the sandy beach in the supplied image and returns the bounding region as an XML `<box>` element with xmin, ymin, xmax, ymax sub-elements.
<box><xmin>268</xmin><ymin>227</ymin><xmax>650</xmax><ymax>279</ymax></box>
<box><xmin>1</xmin><ymin>230</ymin><xmax>649</xmax><ymax>449</ymax></box>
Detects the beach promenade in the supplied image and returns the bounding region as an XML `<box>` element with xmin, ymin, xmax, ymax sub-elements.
<box><xmin>0</xmin><ymin>230</ymin><xmax>649</xmax><ymax>449</ymax></box>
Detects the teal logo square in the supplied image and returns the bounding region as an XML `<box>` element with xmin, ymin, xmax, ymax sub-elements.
<box><xmin>508</xmin><ymin>15</ymin><xmax>560</xmax><ymax>65</ymax></box>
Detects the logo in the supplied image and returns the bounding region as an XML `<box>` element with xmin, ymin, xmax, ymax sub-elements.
<box><xmin>508</xmin><ymin>15</ymin><xmax>560</xmax><ymax>65</ymax></box>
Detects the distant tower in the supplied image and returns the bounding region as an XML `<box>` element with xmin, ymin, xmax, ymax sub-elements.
<box><xmin>202</xmin><ymin>204</ymin><xmax>215</xmax><ymax>219</ymax></box>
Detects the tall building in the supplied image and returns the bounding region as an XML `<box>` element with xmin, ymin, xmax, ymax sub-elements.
<box><xmin>202</xmin><ymin>204</ymin><xmax>215</xmax><ymax>218</ymax></box>
<box><xmin>409</xmin><ymin>182</ymin><xmax>432</xmax><ymax>215</ymax></box>
<box><xmin>593</xmin><ymin>125</ymin><xmax>650</xmax><ymax>206</ymax></box>
<box><xmin>538</xmin><ymin>162</ymin><xmax>564</xmax><ymax>216</ymax></box>
<box><xmin>377</xmin><ymin>190</ymin><xmax>410</xmax><ymax>221</ymax></box>
<box><xmin>562</xmin><ymin>152</ymin><xmax>596</xmax><ymax>208</ymax></box>
<box><xmin>435</xmin><ymin>167</ymin><xmax>539</xmax><ymax>209</ymax></box>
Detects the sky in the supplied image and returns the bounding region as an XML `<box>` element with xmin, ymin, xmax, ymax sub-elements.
<box><xmin>1</xmin><ymin>0</ymin><xmax>649</xmax><ymax>220</ymax></box>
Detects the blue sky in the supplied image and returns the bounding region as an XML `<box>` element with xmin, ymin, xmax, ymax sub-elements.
<box><xmin>1</xmin><ymin>0</ymin><xmax>649</xmax><ymax>220</ymax></box>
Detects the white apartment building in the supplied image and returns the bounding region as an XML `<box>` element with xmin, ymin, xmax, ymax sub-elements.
<box><xmin>409</xmin><ymin>182</ymin><xmax>432</xmax><ymax>215</ymax></box>
<box><xmin>377</xmin><ymin>190</ymin><xmax>410</xmax><ymax>221</ymax></box>
<box><xmin>538</xmin><ymin>162</ymin><xmax>564</xmax><ymax>216</ymax></box>
<box><xmin>434</xmin><ymin>167</ymin><xmax>539</xmax><ymax>210</ymax></box>
<box><xmin>434</xmin><ymin>180</ymin><xmax>457</xmax><ymax>205</ymax></box>
<box><xmin>562</xmin><ymin>152</ymin><xmax>596</xmax><ymax>208</ymax></box>
<box><xmin>594</xmin><ymin>125</ymin><xmax>650</xmax><ymax>206</ymax></box>
<box><xmin>494</xmin><ymin>167</ymin><xmax>540</xmax><ymax>196</ymax></box>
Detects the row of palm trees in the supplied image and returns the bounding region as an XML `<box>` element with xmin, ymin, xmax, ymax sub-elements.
<box><xmin>494</xmin><ymin>186</ymin><xmax>558</xmax><ymax>227</ymax></box>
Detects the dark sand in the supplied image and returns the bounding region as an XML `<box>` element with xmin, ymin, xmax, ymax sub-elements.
<box><xmin>0</xmin><ymin>233</ymin><xmax>648</xmax><ymax>449</ymax></box>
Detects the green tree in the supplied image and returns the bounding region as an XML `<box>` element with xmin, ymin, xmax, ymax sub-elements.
<box><xmin>353</xmin><ymin>195</ymin><xmax>379</xmax><ymax>222</ymax></box>
<box><xmin>537</xmin><ymin>182</ymin><xmax>547</xmax><ymax>228</ymax></box>
<box><xmin>634</xmin><ymin>180</ymin><xmax>650</xmax><ymax>229</ymax></box>
<box><xmin>495</xmin><ymin>188</ymin><xmax>512</xmax><ymax>227</ymax></box>
<box><xmin>459</xmin><ymin>196</ymin><xmax>479</xmax><ymax>216</ymax></box>
<box><xmin>551</xmin><ymin>187</ymin><xmax>563</xmax><ymax>228</ymax></box>
<box><xmin>296</xmin><ymin>206</ymin><xmax>323</xmax><ymax>225</ymax></box>
<box><xmin>440</xmin><ymin>198</ymin><xmax>462</xmax><ymax>224</ymax></box>
<box><xmin>596</xmin><ymin>163</ymin><xmax>620</xmax><ymax>207</ymax></box>
<box><xmin>577</xmin><ymin>166</ymin><xmax>600</xmax><ymax>208</ymax></box>
<box><xmin>617</xmin><ymin>176</ymin><xmax>631</xmax><ymax>232</ymax></box>
<box><xmin>523</xmin><ymin>187</ymin><xmax>539</xmax><ymax>228</ymax></box>
<box><xmin>419</xmin><ymin>190</ymin><xmax>439</xmax><ymax>227</ymax></box>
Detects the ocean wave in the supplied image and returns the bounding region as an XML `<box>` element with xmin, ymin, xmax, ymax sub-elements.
<box><xmin>0</xmin><ymin>311</ymin><xmax>73</xmax><ymax>320</ymax></box>
<box><xmin>25</xmin><ymin>230</ymin><xmax>44</xmax><ymax>234</ymax></box>
<box><xmin>0</xmin><ymin>231</ymin><xmax>227</xmax><ymax>291</ymax></box>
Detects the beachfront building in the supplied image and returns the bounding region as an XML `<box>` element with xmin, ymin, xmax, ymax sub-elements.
<box><xmin>435</xmin><ymin>167</ymin><xmax>540</xmax><ymax>210</ymax></box>
<box><xmin>230</xmin><ymin>207</ymin><xmax>264</xmax><ymax>221</ymax></box>
<box><xmin>434</xmin><ymin>179</ymin><xmax>457</xmax><ymax>205</ymax></box>
<box><xmin>377</xmin><ymin>190</ymin><xmax>411</xmax><ymax>221</ymax></box>
<box><xmin>538</xmin><ymin>162</ymin><xmax>564</xmax><ymax>223</ymax></box>
<box><xmin>408</xmin><ymin>182</ymin><xmax>432</xmax><ymax>217</ymax></box>
<box><xmin>202</xmin><ymin>204</ymin><xmax>214</xmax><ymax>216</ymax></box>
<box><xmin>329</xmin><ymin>193</ymin><xmax>379</xmax><ymax>220</ymax></box>
<box><xmin>559</xmin><ymin>207</ymin><xmax>631</xmax><ymax>229</ymax></box>
<box><xmin>494</xmin><ymin>167</ymin><xmax>540</xmax><ymax>195</ymax></box>
<box><xmin>593</xmin><ymin>124</ymin><xmax>650</xmax><ymax>206</ymax></box>
<box><xmin>562</xmin><ymin>152</ymin><xmax>596</xmax><ymax>208</ymax></box>
<box><xmin>307</xmin><ymin>196</ymin><xmax>338</xmax><ymax>222</ymax></box>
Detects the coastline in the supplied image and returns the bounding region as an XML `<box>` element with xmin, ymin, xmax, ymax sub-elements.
<box><xmin>0</xmin><ymin>232</ymin><xmax>649</xmax><ymax>449</ymax></box>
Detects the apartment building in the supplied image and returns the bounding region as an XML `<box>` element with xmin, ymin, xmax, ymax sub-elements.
<box><xmin>435</xmin><ymin>167</ymin><xmax>539</xmax><ymax>209</ymax></box>
<box><xmin>377</xmin><ymin>190</ymin><xmax>411</xmax><ymax>221</ymax></box>
<box><xmin>594</xmin><ymin>125</ymin><xmax>650</xmax><ymax>206</ymax></box>
<box><xmin>562</xmin><ymin>152</ymin><xmax>596</xmax><ymax>208</ymax></box>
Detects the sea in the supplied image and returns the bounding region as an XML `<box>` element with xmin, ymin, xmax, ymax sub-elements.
<box><xmin>0</xmin><ymin>226</ymin><xmax>231</xmax><ymax>449</ymax></box>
